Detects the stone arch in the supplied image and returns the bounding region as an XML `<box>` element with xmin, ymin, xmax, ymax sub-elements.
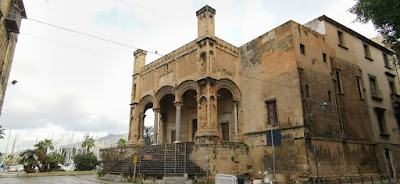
<box><xmin>216</xmin><ymin>78</ymin><xmax>241</xmax><ymax>101</ymax></box>
<box><xmin>176</xmin><ymin>80</ymin><xmax>198</xmax><ymax>101</ymax></box>
<box><xmin>155</xmin><ymin>85</ymin><xmax>175</xmax><ymax>105</ymax></box>
<box><xmin>139</xmin><ymin>95</ymin><xmax>154</xmax><ymax>113</ymax></box>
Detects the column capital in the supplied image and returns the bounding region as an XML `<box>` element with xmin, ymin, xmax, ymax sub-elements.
<box><xmin>130</xmin><ymin>102</ymin><xmax>139</xmax><ymax>109</ymax></box>
<box><xmin>232</xmin><ymin>100</ymin><xmax>238</xmax><ymax>106</ymax></box>
<box><xmin>139</xmin><ymin>113</ymin><xmax>145</xmax><ymax>118</ymax></box>
<box><xmin>153</xmin><ymin>108</ymin><xmax>161</xmax><ymax>113</ymax></box>
<box><xmin>174</xmin><ymin>102</ymin><xmax>183</xmax><ymax>109</ymax></box>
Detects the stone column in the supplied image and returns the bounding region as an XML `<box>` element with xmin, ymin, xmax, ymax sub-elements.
<box><xmin>138</xmin><ymin>113</ymin><xmax>145</xmax><ymax>145</ymax></box>
<box><xmin>159</xmin><ymin>117</ymin><xmax>165</xmax><ymax>144</ymax></box>
<box><xmin>127</xmin><ymin>103</ymin><xmax>139</xmax><ymax>146</ymax></box>
<box><xmin>232</xmin><ymin>101</ymin><xmax>238</xmax><ymax>134</ymax></box>
<box><xmin>174</xmin><ymin>102</ymin><xmax>183</xmax><ymax>143</ymax></box>
<box><xmin>153</xmin><ymin>108</ymin><xmax>160</xmax><ymax>144</ymax></box>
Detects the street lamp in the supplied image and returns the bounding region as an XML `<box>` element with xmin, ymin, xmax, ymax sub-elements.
<box><xmin>319</xmin><ymin>102</ymin><xmax>327</xmax><ymax>111</ymax></box>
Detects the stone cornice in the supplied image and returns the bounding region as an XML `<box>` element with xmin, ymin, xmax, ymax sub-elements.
<box><xmin>140</xmin><ymin>39</ymin><xmax>198</xmax><ymax>74</ymax></box>
<box><xmin>196</xmin><ymin>5</ymin><xmax>216</xmax><ymax>17</ymax></box>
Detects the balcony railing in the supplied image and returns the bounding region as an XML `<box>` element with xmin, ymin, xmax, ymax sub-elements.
<box><xmin>371</xmin><ymin>89</ymin><xmax>383</xmax><ymax>101</ymax></box>
<box><xmin>391</xmin><ymin>93</ymin><xmax>400</xmax><ymax>102</ymax></box>
<box><xmin>4</xmin><ymin>3</ymin><xmax>22</xmax><ymax>33</ymax></box>
<box><xmin>391</xmin><ymin>93</ymin><xmax>400</xmax><ymax>110</ymax></box>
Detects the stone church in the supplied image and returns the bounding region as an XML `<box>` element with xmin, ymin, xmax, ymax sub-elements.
<box><xmin>102</xmin><ymin>5</ymin><xmax>400</xmax><ymax>183</ymax></box>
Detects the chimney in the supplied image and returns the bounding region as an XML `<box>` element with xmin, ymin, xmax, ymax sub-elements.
<box><xmin>196</xmin><ymin>5</ymin><xmax>216</xmax><ymax>39</ymax></box>
<box><xmin>133</xmin><ymin>49</ymin><xmax>147</xmax><ymax>74</ymax></box>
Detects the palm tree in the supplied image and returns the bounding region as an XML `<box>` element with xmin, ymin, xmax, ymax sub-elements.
<box><xmin>117</xmin><ymin>138</ymin><xmax>126</xmax><ymax>148</ymax></box>
<box><xmin>34</xmin><ymin>139</ymin><xmax>54</xmax><ymax>172</ymax></box>
<box><xmin>19</xmin><ymin>149</ymin><xmax>39</xmax><ymax>173</ymax></box>
<box><xmin>34</xmin><ymin>139</ymin><xmax>54</xmax><ymax>158</ymax></box>
<box><xmin>144</xmin><ymin>126</ymin><xmax>153</xmax><ymax>145</ymax></box>
<box><xmin>81</xmin><ymin>133</ymin><xmax>95</xmax><ymax>153</ymax></box>
<box><xmin>0</xmin><ymin>126</ymin><xmax>5</xmax><ymax>139</ymax></box>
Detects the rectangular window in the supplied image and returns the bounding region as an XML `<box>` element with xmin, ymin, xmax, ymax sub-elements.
<box><xmin>389</xmin><ymin>81</ymin><xmax>396</xmax><ymax>94</ymax></box>
<box><xmin>300</xmin><ymin>44</ymin><xmax>305</xmax><ymax>54</ymax></box>
<box><xmin>356</xmin><ymin>78</ymin><xmax>364</xmax><ymax>99</ymax></box>
<box><xmin>322</xmin><ymin>53</ymin><xmax>327</xmax><ymax>62</ymax></box>
<box><xmin>364</xmin><ymin>44</ymin><xmax>372</xmax><ymax>60</ymax></box>
<box><xmin>335</xmin><ymin>70</ymin><xmax>343</xmax><ymax>93</ymax></box>
<box><xmin>328</xmin><ymin>91</ymin><xmax>331</xmax><ymax>103</ymax></box>
<box><xmin>375</xmin><ymin>108</ymin><xmax>388</xmax><ymax>134</ymax></box>
<box><xmin>267</xmin><ymin>100</ymin><xmax>278</xmax><ymax>126</ymax></box>
<box><xmin>370</xmin><ymin>76</ymin><xmax>377</xmax><ymax>97</ymax></box>
<box><xmin>383</xmin><ymin>53</ymin><xmax>390</xmax><ymax>67</ymax></box>
<box><xmin>338</xmin><ymin>31</ymin><xmax>344</xmax><ymax>45</ymax></box>
<box><xmin>305</xmin><ymin>85</ymin><xmax>310</xmax><ymax>98</ymax></box>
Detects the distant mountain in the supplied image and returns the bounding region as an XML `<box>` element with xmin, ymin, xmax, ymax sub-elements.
<box><xmin>59</xmin><ymin>133</ymin><xmax>128</xmax><ymax>149</ymax></box>
<box><xmin>95</xmin><ymin>133</ymin><xmax>128</xmax><ymax>148</ymax></box>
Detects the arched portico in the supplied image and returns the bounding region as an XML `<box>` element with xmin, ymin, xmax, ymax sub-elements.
<box><xmin>130</xmin><ymin>78</ymin><xmax>242</xmax><ymax>145</ymax></box>
<box><xmin>155</xmin><ymin>85</ymin><xmax>175</xmax><ymax>107</ymax></box>
<box><xmin>216</xmin><ymin>79</ymin><xmax>241</xmax><ymax>140</ymax></box>
<box><xmin>137</xmin><ymin>95</ymin><xmax>154</xmax><ymax>144</ymax></box>
<box><xmin>216</xmin><ymin>78</ymin><xmax>241</xmax><ymax>101</ymax></box>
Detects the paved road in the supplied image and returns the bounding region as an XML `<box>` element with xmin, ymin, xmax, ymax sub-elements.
<box><xmin>0</xmin><ymin>174</ymin><xmax>127</xmax><ymax>184</ymax></box>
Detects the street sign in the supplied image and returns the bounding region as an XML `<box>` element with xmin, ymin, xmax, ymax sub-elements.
<box><xmin>133</xmin><ymin>155</ymin><xmax>137</xmax><ymax>164</ymax></box>
<box><xmin>266</xmin><ymin>129</ymin><xmax>282</xmax><ymax>146</ymax></box>
<box><xmin>143</xmin><ymin>154</ymin><xmax>153</xmax><ymax>160</ymax></box>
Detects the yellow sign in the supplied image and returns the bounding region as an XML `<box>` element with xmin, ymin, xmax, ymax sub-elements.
<box><xmin>133</xmin><ymin>155</ymin><xmax>137</xmax><ymax>164</ymax></box>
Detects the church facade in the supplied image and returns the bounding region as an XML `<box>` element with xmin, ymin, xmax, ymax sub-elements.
<box><xmin>125</xmin><ymin>5</ymin><xmax>399</xmax><ymax>183</ymax></box>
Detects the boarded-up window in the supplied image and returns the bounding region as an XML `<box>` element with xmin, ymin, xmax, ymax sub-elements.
<box><xmin>267</xmin><ymin>100</ymin><xmax>278</xmax><ymax>126</ymax></box>
<box><xmin>375</xmin><ymin>108</ymin><xmax>387</xmax><ymax>134</ymax></box>
<box><xmin>335</xmin><ymin>70</ymin><xmax>343</xmax><ymax>93</ymax></box>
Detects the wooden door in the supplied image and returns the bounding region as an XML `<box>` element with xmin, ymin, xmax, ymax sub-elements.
<box><xmin>221</xmin><ymin>122</ymin><xmax>229</xmax><ymax>141</ymax></box>
<box><xmin>192</xmin><ymin>119</ymin><xmax>197</xmax><ymax>141</ymax></box>
<box><xmin>171</xmin><ymin>130</ymin><xmax>176</xmax><ymax>143</ymax></box>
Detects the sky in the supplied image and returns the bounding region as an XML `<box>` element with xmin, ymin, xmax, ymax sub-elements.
<box><xmin>0</xmin><ymin>0</ymin><xmax>380</xmax><ymax>153</ymax></box>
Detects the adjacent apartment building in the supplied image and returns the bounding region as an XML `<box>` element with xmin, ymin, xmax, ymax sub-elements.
<box><xmin>103</xmin><ymin>6</ymin><xmax>399</xmax><ymax>183</ymax></box>
<box><xmin>0</xmin><ymin>0</ymin><xmax>26</xmax><ymax>115</ymax></box>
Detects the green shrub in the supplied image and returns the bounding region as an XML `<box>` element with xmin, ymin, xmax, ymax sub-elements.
<box><xmin>73</xmin><ymin>153</ymin><xmax>98</xmax><ymax>171</ymax></box>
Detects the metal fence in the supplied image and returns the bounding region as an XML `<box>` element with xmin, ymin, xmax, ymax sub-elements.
<box><xmin>307</xmin><ymin>175</ymin><xmax>400</xmax><ymax>184</ymax></box>
<box><xmin>101</xmin><ymin>142</ymin><xmax>205</xmax><ymax>175</ymax></box>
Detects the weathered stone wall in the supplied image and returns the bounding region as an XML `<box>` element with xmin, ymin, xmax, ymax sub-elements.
<box><xmin>243</xmin><ymin>128</ymin><xmax>308</xmax><ymax>183</ymax></box>
<box><xmin>293</xmin><ymin>22</ymin><xmax>340</xmax><ymax>140</ymax></box>
<box><xmin>0</xmin><ymin>0</ymin><xmax>25</xmax><ymax>115</ymax></box>
<box><xmin>306</xmin><ymin>140</ymin><xmax>378</xmax><ymax>178</ymax></box>
<box><xmin>375</xmin><ymin>143</ymin><xmax>400</xmax><ymax>178</ymax></box>
<box><xmin>331</xmin><ymin>57</ymin><xmax>372</xmax><ymax>142</ymax></box>
<box><xmin>189</xmin><ymin>142</ymin><xmax>248</xmax><ymax>180</ymax></box>
<box><xmin>238</xmin><ymin>21</ymin><xmax>303</xmax><ymax>134</ymax></box>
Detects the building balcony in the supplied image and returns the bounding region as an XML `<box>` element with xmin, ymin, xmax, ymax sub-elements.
<box><xmin>391</xmin><ymin>93</ymin><xmax>400</xmax><ymax>110</ymax></box>
<box><xmin>371</xmin><ymin>89</ymin><xmax>383</xmax><ymax>101</ymax></box>
<box><xmin>4</xmin><ymin>4</ymin><xmax>22</xmax><ymax>33</ymax></box>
